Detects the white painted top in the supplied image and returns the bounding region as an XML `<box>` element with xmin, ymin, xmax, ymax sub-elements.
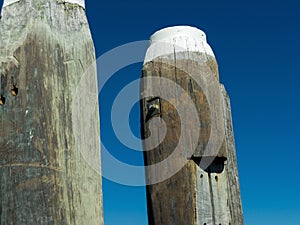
<box><xmin>144</xmin><ymin>26</ymin><xmax>215</xmax><ymax>63</ymax></box>
<box><xmin>2</xmin><ymin>0</ymin><xmax>85</xmax><ymax>8</ymax></box>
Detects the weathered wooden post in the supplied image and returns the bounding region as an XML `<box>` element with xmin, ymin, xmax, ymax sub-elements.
<box><xmin>0</xmin><ymin>0</ymin><xmax>103</xmax><ymax>224</ymax></box>
<box><xmin>141</xmin><ymin>26</ymin><xmax>243</xmax><ymax>225</ymax></box>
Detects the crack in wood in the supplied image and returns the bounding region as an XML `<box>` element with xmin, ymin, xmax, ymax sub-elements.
<box><xmin>0</xmin><ymin>163</ymin><xmax>64</xmax><ymax>172</ymax></box>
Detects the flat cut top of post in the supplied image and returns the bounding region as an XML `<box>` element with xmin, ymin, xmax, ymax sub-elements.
<box><xmin>145</xmin><ymin>25</ymin><xmax>215</xmax><ymax>63</ymax></box>
<box><xmin>2</xmin><ymin>0</ymin><xmax>85</xmax><ymax>8</ymax></box>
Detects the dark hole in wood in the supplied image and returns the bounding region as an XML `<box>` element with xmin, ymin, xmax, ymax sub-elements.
<box><xmin>191</xmin><ymin>156</ymin><xmax>226</xmax><ymax>173</ymax></box>
<box><xmin>215</xmin><ymin>176</ymin><xmax>218</xmax><ymax>182</ymax></box>
<box><xmin>203</xmin><ymin>223</ymin><xmax>206</xmax><ymax>225</ymax></box>
<box><xmin>200</xmin><ymin>174</ymin><xmax>203</xmax><ymax>178</ymax></box>
<box><xmin>0</xmin><ymin>95</ymin><xmax>5</xmax><ymax>105</ymax></box>
<box><xmin>11</xmin><ymin>84</ymin><xmax>18</xmax><ymax>96</ymax></box>
<box><xmin>188</xmin><ymin>79</ymin><xmax>193</xmax><ymax>93</ymax></box>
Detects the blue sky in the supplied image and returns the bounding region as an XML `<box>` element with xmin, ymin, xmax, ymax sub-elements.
<box><xmin>1</xmin><ymin>0</ymin><xmax>300</xmax><ymax>224</ymax></box>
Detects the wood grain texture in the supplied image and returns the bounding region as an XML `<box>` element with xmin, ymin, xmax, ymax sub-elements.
<box><xmin>220</xmin><ymin>85</ymin><xmax>244</xmax><ymax>225</ymax></box>
<box><xmin>141</xmin><ymin>51</ymin><xmax>243</xmax><ymax>225</ymax></box>
<box><xmin>0</xmin><ymin>1</ymin><xmax>103</xmax><ymax>224</ymax></box>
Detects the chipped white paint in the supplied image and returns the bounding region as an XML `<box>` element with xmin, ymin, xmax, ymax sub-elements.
<box><xmin>2</xmin><ymin>0</ymin><xmax>85</xmax><ymax>8</ymax></box>
<box><xmin>29</xmin><ymin>129</ymin><xmax>34</xmax><ymax>140</ymax></box>
<box><xmin>2</xmin><ymin>0</ymin><xmax>18</xmax><ymax>7</ymax></box>
<box><xmin>62</xmin><ymin>0</ymin><xmax>85</xmax><ymax>8</ymax></box>
<box><xmin>144</xmin><ymin>26</ymin><xmax>215</xmax><ymax>63</ymax></box>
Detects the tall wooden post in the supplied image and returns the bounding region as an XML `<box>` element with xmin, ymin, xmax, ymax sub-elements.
<box><xmin>0</xmin><ymin>0</ymin><xmax>103</xmax><ymax>224</ymax></box>
<box><xmin>141</xmin><ymin>26</ymin><xmax>243</xmax><ymax>225</ymax></box>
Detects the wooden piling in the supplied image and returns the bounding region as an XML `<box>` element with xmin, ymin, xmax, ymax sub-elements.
<box><xmin>0</xmin><ymin>1</ymin><xmax>103</xmax><ymax>224</ymax></box>
<box><xmin>141</xmin><ymin>26</ymin><xmax>243</xmax><ymax>225</ymax></box>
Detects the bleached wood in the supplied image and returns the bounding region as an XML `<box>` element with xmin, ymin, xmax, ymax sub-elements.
<box><xmin>0</xmin><ymin>1</ymin><xmax>103</xmax><ymax>224</ymax></box>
